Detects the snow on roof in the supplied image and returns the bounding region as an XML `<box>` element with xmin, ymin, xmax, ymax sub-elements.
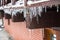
<box><xmin>27</xmin><ymin>0</ymin><xmax>50</xmax><ymax>5</ymax></box>
<box><xmin>4</xmin><ymin>0</ymin><xmax>24</xmax><ymax>9</ymax></box>
<box><xmin>0</xmin><ymin>6</ymin><xmax>4</xmax><ymax>10</ymax></box>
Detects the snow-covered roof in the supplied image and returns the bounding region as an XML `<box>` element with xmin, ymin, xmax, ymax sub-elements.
<box><xmin>3</xmin><ymin>0</ymin><xmax>24</xmax><ymax>9</ymax></box>
<box><xmin>27</xmin><ymin>0</ymin><xmax>50</xmax><ymax>5</ymax></box>
<box><xmin>0</xmin><ymin>6</ymin><xmax>4</xmax><ymax>10</ymax></box>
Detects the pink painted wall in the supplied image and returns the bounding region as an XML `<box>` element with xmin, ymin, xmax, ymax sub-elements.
<box><xmin>4</xmin><ymin>18</ymin><xmax>43</xmax><ymax>40</ymax></box>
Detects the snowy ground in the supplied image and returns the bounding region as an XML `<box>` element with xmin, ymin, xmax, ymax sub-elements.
<box><xmin>0</xmin><ymin>28</ymin><xmax>13</xmax><ymax>40</ymax></box>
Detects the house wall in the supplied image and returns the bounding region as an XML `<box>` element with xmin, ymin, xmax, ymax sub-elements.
<box><xmin>3</xmin><ymin>18</ymin><xmax>43</xmax><ymax>40</ymax></box>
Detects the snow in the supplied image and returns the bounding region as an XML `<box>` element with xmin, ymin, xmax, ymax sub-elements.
<box><xmin>27</xmin><ymin>0</ymin><xmax>50</xmax><ymax>5</ymax></box>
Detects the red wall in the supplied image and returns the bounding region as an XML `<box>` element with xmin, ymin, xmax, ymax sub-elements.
<box><xmin>4</xmin><ymin>18</ymin><xmax>43</xmax><ymax>40</ymax></box>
